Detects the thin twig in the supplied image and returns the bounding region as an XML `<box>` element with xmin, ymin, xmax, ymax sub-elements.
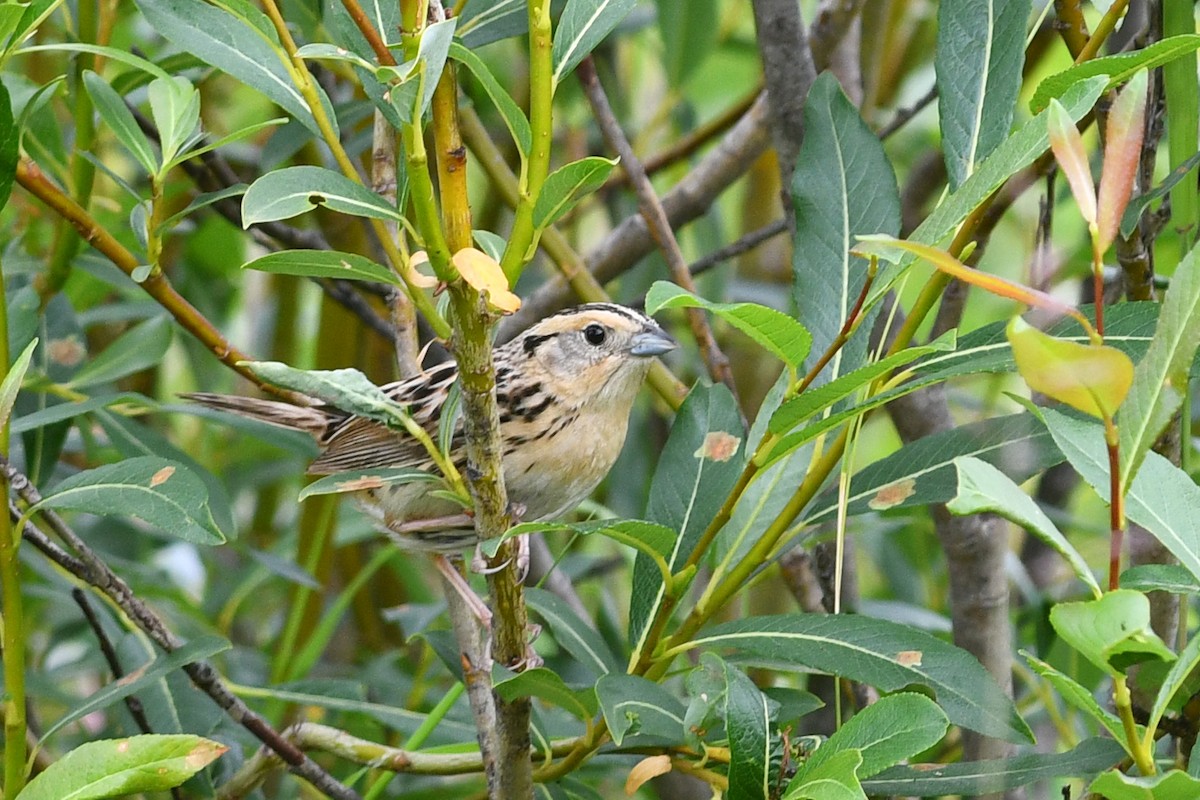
<box><xmin>578</xmin><ymin>57</ymin><xmax>742</xmax><ymax>408</ymax></box>
<box><xmin>1</xmin><ymin>459</ymin><xmax>361</xmax><ymax>800</ymax></box>
<box><xmin>877</xmin><ymin>84</ymin><xmax>939</xmax><ymax>140</ymax></box>
<box><xmin>686</xmin><ymin>219</ymin><xmax>789</xmax><ymax>279</ymax></box>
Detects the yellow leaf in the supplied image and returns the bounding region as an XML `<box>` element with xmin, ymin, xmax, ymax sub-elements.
<box><xmin>1008</xmin><ymin>317</ymin><xmax>1133</xmax><ymax>419</ymax></box>
<box><xmin>625</xmin><ymin>755</ymin><xmax>672</xmax><ymax>795</ymax></box>
<box><xmin>452</xmin><ymin>247</ymin><xmax>521</xmax><ymax>313</ymax></box>
<box><xmin>407</xmin><ymin>251</ymin><xmax>439</xmax><ymax>288</ymax></box>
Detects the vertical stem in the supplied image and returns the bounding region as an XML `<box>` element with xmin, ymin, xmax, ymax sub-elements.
<box><xmin>1163</xmin><ymin>0</ymin><xmax>1199</xmax><ymax>257</ymax></box>
<box><xmin>1105</xmin><ymin>416</ymin><xmax>1124</xmax><ymax>591</ymax></box>
<box><xmin>0</xmin><ymin>250</ymin><xmax>25</xmax><ymax>795</ymax></box>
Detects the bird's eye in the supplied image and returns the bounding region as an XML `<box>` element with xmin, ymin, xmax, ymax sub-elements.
<box><xmin>583</xmin><ymin>324</ymin><xmax>607</xmax><ymax>346</ymax></box>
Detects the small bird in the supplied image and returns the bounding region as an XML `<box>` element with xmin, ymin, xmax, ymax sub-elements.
<box><xmin>187</xmin><ymin>303</ymin><xmax>676</xmax><ymax>553</ymax></box>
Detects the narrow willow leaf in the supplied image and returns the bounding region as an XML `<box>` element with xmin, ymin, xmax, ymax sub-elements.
<box><xmin>1049</xmin><ymin>590</ymin><xmax>1174</xmax><ymax>677</ymax></box>
<box><xmin>1096</xmin><ymin>70</ymin><xmax>1148</xmax><ymax>250</ymax></box>
<box><xmin>0</xmin><ymin>338</ymin><xmax>37</xmax><ymax>429</ymax></box>
<box><xmin>450</xmin><ymin>42</ymin><xmax>531</xmax><ymax>156</ymax></box>
<box><xmin>697</xmin><ymin>615</ymin><xmax>1032</xmax><ymax>743</ymax></box>
<box><xmin>1090</xmin><ymin>768</ymin><xmax>1200</xmax><ymax>799</ymax></box>
<box><xmin>243</xmin><ymin>249</ymin><xmax>403</xmax><ymax>286</ymax></box>
<box><xmin>552</xmin><ymin>0</ymin><xmax>638</xmax><ymax>86</ymax></box>
<box><xmin>67</xmin><ymin>316</ymin><xmax>173</xmax><ymax>389</ymax></box>
<box><xmin>298</xmin><ymin>468</ymin><xmax>436</xmax><ymax>501</ymax></box>
<box><xmin>1047</xmin><ymin>98</ymin><xmax>1097</xmax><ymax>225</ymax></box>
<box><xmin>533</xmin><ymin>156</ymin><xmax>618</xmax><ymax>230</ymax></box>
<box><xmin>1042</xmin><ymin>407</ymin><xmax>1200</xmax><ymax>584</ymax></box>
<box><xmin>35</xmin><ymin>457</ymin><xmax>225</xmax><ymax>545</ymax></box>
<box><xmin>457</xmin><ymin>0</ymin><xmax>526</xmax><ymax>48</ymax></box>
<box><xmin>11</xmin><ymin>394</ymin><xmax>152</xmax><ymax>436</ymax></box>
<box><xmin>293</xmin><ymin>42</ymin><xmax>378</xmax><ymax>71</ymax></box>
<box><xmin>415</xmin><ymin>18</ymin><xmax>456</xmax><ymax>117</ymax></box>
<box><xmin>0</xmin><ymin>77</ymin><xmax>17</xmax><ymax>212</ymax></box>
<box><xmin>804</xmin><ymin>412</ymin><xmax>1061</xmax><ymax>525</ymax></box>
<box><xmin>792</xmin><ymin>72</ymin><xmax>900</xmax><ymax>387</ymax></box>
<box><xmin>38</xmin><ymin>636</ymin><xmax>229</xmax><ymax>743</ymax></box>
<box><xmin>950</xmin><ymin>456</ymin><xmax>1101</xmax><ymax>597</ymax></box>
<box><xmin>1008</xmin><ymin>317</ymin><xmax>1132</xmax><ymax>419</ymax></box>
<box><xmin>239</xmin><ymin>361</ymin><xmax>410</xmax><ymax>430</ymax></box>
<box><xmin>655</xmin><ymin>0</ymin><xmax>718</xmax><ymax>86</ymax></box>
<box><xmin>935</xmin><ymin>0</ymin><xmax>1028</xmax><ymax>187</ymax></box>
<box><xmin>629</xmin><ymin>385</ymin><xmax>744</xmax><ymax>648</ymax></box>
<box><xmin>724</xmin><ymin>662</ymin><xmax>779</xmax><ymax>800</ymax></box>
<box><xmin>494</xmin><ymin>667</ymin><xmax>596</xmax><ymax>720</ymax></box>
<box><xmin>19</xmin><ymin>735</ymin><xmax>226</xmax><ymax>800</ymax></box>
<box><xmin>595</xmin><ymin>674</ymin><xmax>686</xmax><ymax>747</ymax></box>
<box><xmin>82</xmin><ymin>70</ymin><xmax>157</xmax><ymax>175</ymax></box>
<box><xmin>862</xmin><ymin>737</ymin><xmax>1124</xmax><ymax>796</ymax></box>
<box><xmin>242</xmin><ymin>166</ymin><xmax>402</xmax><ymax>227</ymax></box>
<box><xmin>646</xmin><ymin>281</ymin><xmax>813</xmax><ymax>369</ymax></box>
<box><xmin>147</xmin><ymin>75</ymin><xmax>199</xmax><ymax>168</ymax></box>
<box><xmin>1121</xmin><ymin>150</ymin><xmax>1200</xmax><ymax>238</ymax></box>
<box><xmin>498</xmin><ymin>519</ymin><xmax>675</xmax><ymax>587</ymax></box>
<box><xmin>1120</xmin><ymin>564</ymin><xmax>1200</xmax><ymax>595</ymax></box>
<box><xmin>868</xmin><ymin>77</ymin><xmax>1106</xmax><ymax>306</ymax></box>
<box><xmin>1146</xmin><ymin>631</ymin><xmax>1200</xmax><ymax>742</ymax></box>
<box><xmin>1119</xmin><ymin>243</ymin><xmax>1200</xmax><ymax>489</ymax></box>
<box><xmin>526</xmin><ymin>587</ymin><xmax>623</xmax><ymax>676</ymax></box>
<box><xmin>1030</xmin><ymin>34</ymin><xmax>1200</xmax><ymax>113</ymax></box>
<box><xmin>1024</xmin><ymin>653</ymin><xmax>1131</xmax><ymax>748</ymax></box>
<box><xmin>135</xmin><ymin>0</ymin><xmax>328</xmax><ymax>136</ymax></box>
<box><xmin>800</xmin><ymin>693</ymin><xmax>948</xmax><ymax>781</ymax></box>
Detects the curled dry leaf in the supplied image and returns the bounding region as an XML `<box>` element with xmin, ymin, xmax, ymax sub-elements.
<box><xmin>452</xmin><ymin>247</ymin><xmax>522</xmax><ymax>313</ymax></box>
<box><xmin>625</xmin><ymin>754</ymin><xmax>672</xmax><ymax>795</ymax></box>
<box><xmin>407</xmin><ymin>251</ymin><xmax>439</xmax><ymax>288</ymax></box>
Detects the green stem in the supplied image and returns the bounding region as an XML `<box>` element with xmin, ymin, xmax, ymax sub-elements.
<box><xmin>1115</xmin><ymin>675</ymin><xmax>1156</xmax><ymax>775</ymax></box>
<box><xmin>269</xmin><ymin>496</ymin><xmax>337</xmax><ymax>684</ymax></box>
<box><xmin>0</xmin><ymin>249</ymin><xmax>26</xmax><ymax>795</ymax></box>
<box><xmin>499</xmin><ymin>0</ymin><xmax>553</xmax><ymax>281</ymax></box>
<box><xmin>1163</xmin><ymin>0</ymin><xmax>1200</xmax><ymax>259</ymax></box>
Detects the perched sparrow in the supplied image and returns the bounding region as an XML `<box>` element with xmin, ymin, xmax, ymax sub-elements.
<box><xmin>188</xmin><ymin>303</ymin><xmax>676</xmax><ymax>552</ymax></box>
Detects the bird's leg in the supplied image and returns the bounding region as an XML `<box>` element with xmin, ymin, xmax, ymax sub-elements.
<box><xmin>433</xmin><ymin>554</ymin><xmax>493</xmax><ymax>626</ymax></box>
<box><xmin>390</xmin><ymin>514</ymin><xmax>475</xmax><ymax>534</ymax></box>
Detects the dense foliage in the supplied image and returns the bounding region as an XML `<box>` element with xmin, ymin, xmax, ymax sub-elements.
<box><xmin>0</xmin><ymin>0</ymin><xmax>1199</xmax><ymax>799</ymax></box>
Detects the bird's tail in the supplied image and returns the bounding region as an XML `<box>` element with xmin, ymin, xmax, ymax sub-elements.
<box><xmin>182</xmin><ymin>393</ymin><xmax>333</xmax><ymax>437</ymax></box>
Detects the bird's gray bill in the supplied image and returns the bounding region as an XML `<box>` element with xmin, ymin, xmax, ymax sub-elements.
<box><xmin>630</xmin><ymin>328</ymin><xmax>677</xmax><ymax>357</ymax></box>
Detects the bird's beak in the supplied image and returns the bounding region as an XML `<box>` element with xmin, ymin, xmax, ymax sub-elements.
<box><xmin>629</xmin><ymin>324</ymin><xmax>677</xmax><ymax>357</ymax></box>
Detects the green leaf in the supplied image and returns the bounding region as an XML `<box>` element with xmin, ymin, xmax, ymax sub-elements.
<box><xmin>868</xmin><ymin>77</ymin><xmax>1106</xmax><ymax>307</ymax></box>
<box><xmin>1042</xmin><ymin>407</ymin><xmax>1200</xmax><ymax>585</ymax></box>
<box><xmin>450</xmin><ymin>42</ymin><xmax>531</xmax><ymax>156</ymax></box>
<box><xmin>695</xmin><ymin>614</ymin><xmax>1033</xmax><ymax>744</ymax></box>
<box><xmin>1119</xmin><ymin>242</ymin><xmax>1200</xmax><ymax>489</ymax></box>
<box><xmin>655</xmin><ymin>0</ymin><xmax>718</xmax><ymax>86</ymax></box>
<box><xmin>67</xmin><ymin>316</ymin><xmax>173</xmax><ymax>389</ymax></box>
<box><xmin>0</xmin><ymin>338</ymin><xmax>37</xmax><ymax>429</ymax></box>
<box><xmin>646</xmin><ymin>282</ymin><xmax>813</xmax><ymax>369</ymax></box>
<box><xmin>135</xmin><ymin>0</ymin><xmax>329</xmax><ymax>137</ymax></box>
<box><xmin>533</xmin><ymin>156</ymin><xmax>618</xmax><ymax>230</ymax></box>
<box><xmin>803</xmin><ymin>412</ymin><xmax>1061</xmax><ymax>524</ymax></box>
<box><xmin>595</xmin><ymin>674</ymin><xmax>686</xmax><ymax>747</ymax></box>
<box><xmin>1030</xmin><ymin>34</ymin><xmax>1200</xmax><ymax>113</ymax></box>
<box><xmin>1090</xmin><ymin>769</ymin><xmax>1200</xmax><ymax>800</ymax></box>
<box><xmin>146</xmin><ymin>75</ymin><xmax>199</xmax><ymax>168</ymax></box>
<box><xmin>242</xmin><ymin>166</ymin><xmax>403</xmax><ymax>227</ymax></box>
<box><xmin>935</xmin><ymin>0</ymin><xmax>1028</xmax><ymax>188</ymax></box>
<box><xmin>1008</xmin><ymin>316</ymin><xmax>1133</xmax><ymax>419</ymax></box>
<box><xmin>949</xmin><ymin>456</ymin><xmax>1101</xmax><ymax>598</ymax></box>
<box><xmin>1049</xmin><ymin>590</ymin><xmax>1174</xmax><ymax>677</ymax></box>
<box><xmin>862</xmin><ymin>737</ymin><xmax>1124</xmax><ymax>796</ymax></box>
<box><xmin>457</xmin><ymin>0</ymin><xmax>526</xmax><ymax>48</ymax></box>
<box><xmin>37</xmin><ymin>636</ymin><xmax>230</xmax><ymax>744</ymax></box>
<box><xmin>1121</xmin><ymin>150</ymin><xmax>1200</xmax><ymax>238</ymax></box>
<box><xmin>293</xmin><ymin>42</ymin><xmax>378</xmax><ymax>71</ymax></box>
<box><xmin>768</xmin><ymin>335</ymin><xmax>953</xmax><ymax>434</ymax></box>
<box><xmin>242</xmin><ymin>249</ymin><xmax>403</xmax><ymax>286</ymax></box>
<box><xmin>298</xmin><ymin>468</ymin><xmax>437</xmax><ymax>501</ymax></box>
<box><xmin>494</xmin><ymin>667</ymin><xmax>597</xmax><ymax>720</ymax></box>
<box><xmin>415</xmin><ymin>18</ymin><xmax>456</xmax><ymax>117</ymax></box>
<box><xmin>17</xmin><ymin>735</ymin><xmax>227</xmax><ymax>800</ymax></box>
<box><xmin>1120</xmin><ymin>564</ymin><xmax>1200</xmax><ymax>595</ymax></box>
<box><xmin>35</xmin><ymin>457</ymin><xmax>226</xmax><ymax>545</ymax></box>
<box><xmin>82</xmin><ymin>70</ymin><xmax>157</xmax><ymax>175</ymax></box>
<box><xmin>1024</xmin><ymin>652</ymin><xmax>1132</xmax><ymax>751</ymax></box>
<box><xmin>783</xmin><ymin>750</ymin><xmax>866</xmax><ymax>800</ymax></box>
<box><xmin>526</xmin><ymin>587</ymin><xmax>623</xmax><ymax>676</ymax></box>
<box><xmin>0</xmin><ymin>77</ymin><xmax>18</xmax><ymax>212</ymax></box>
<box><xmin>239</xmin><ymin>361</ymin><xmax>411</xmax><ymax>430</ymax></box>
<box><xmin>806</xmin><ymin>693</ymin><xmax>947</xmax><ymax>781</ymax></box>
<box><xmin>630</xmin><ymin>384</ymin><xmax>744</xmax><ymax>649</ymax></box>
<box><xmin>160</xmin><ymin>184</ymin><xmax>248</xmax><ymax>230</ymax></box>
<box><xmin>500</xmin><ymin>519</ymin><xmax>676</xmax><ymax>587</ymax></box>
<box><xmin>1146</xmin><ymin>631</ymin><xmax>1200</xmax><ymax>742</ymax></box>
<box><xmin>552</xmin><ymin>0</ymin><xmax>638</xmax><ymax>86</ymax></box>
<box><xmin>792</xmin><ymin>72</ymin><xmax>900</xmax><ymax>386</ymax></box>
<box><xmin>724</xmin><ymin>662</ymin><xmax>779</xmax><ymax>800</ymax></box>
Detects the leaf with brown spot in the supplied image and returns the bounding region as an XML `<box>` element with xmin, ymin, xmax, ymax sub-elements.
<box><xmin>47</xmin><ymin>336</ymin><xmax>86</xmax><ymax>367</ymax></box>
<box><xmin>868</xmin><ymin>479</ymin><xmax>917</xmax><ymax>510</ymax></box>
<box><xmin>150</xmin><ymin>466</ymin><xmax>175</xmax><ymax>487</ymax></box>
<box><xmin>693</xmin><ymin>431</ymin><xmax>741</xmax><ymax>462</ymax></box>
<box><xmin>625</xmin><ymin>755</ymin><xmax>672</xmax><ymax>795</ymax></box>
<box><xmin>897</xmin><ymin>650</ymin><xmax>924</xmax><ymax>667</ymax></box>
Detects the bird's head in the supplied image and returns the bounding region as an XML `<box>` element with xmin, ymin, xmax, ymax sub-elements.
<box><xmin>505</xmin><ymin>303</ymin><xmax>676</xmax><ymax>407</ymax></box>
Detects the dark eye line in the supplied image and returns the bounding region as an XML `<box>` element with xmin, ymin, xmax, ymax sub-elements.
<box><xmin>523</xmin><ymin>333</ymin><xmax>556</xmax><ymax>354</ymax></box>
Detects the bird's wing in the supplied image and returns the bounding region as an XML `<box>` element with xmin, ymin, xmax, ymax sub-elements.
<box><xmin>307</xmin><ymin>362</ymin><xmax>461</xmax><ymax>475</ymax></box>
